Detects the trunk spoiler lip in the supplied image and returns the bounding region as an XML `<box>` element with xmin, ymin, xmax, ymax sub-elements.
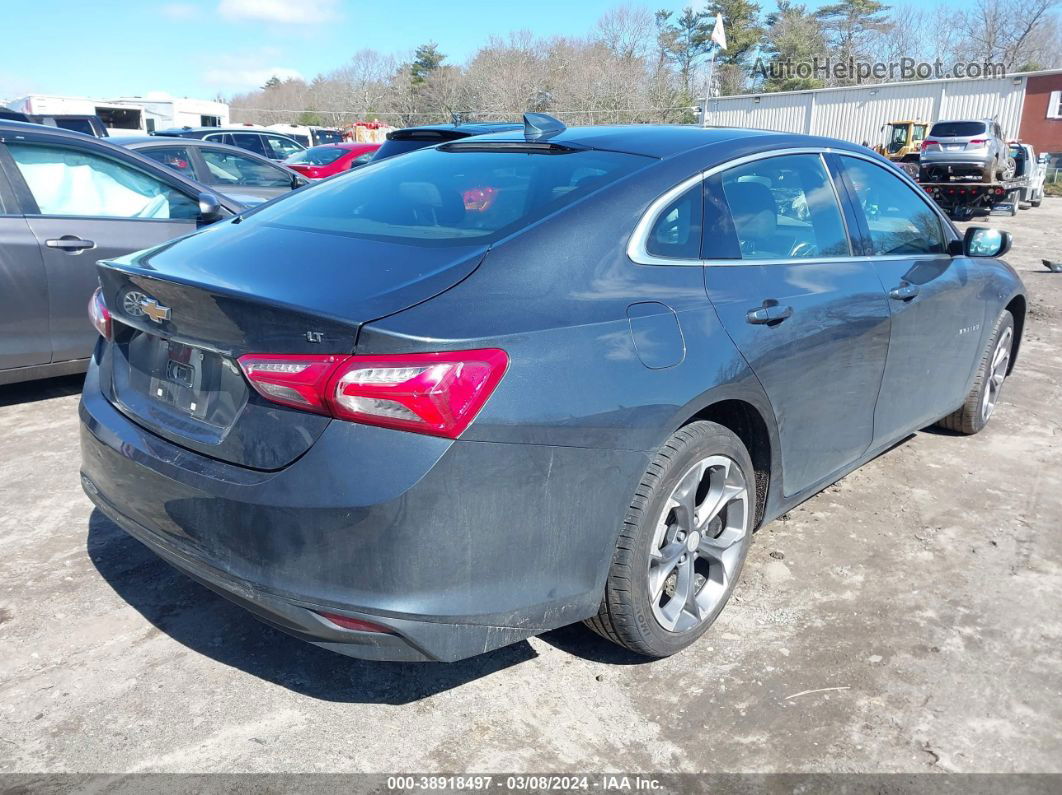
<box><xmin>94</xmin><ymin>247</ymin><xmax>492</xmax><ymax>357</ymax></box>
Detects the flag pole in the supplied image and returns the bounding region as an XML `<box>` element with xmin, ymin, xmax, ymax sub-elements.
<box><xmin>704</xmin><ymin>45</ymin><xmax>717</xmax><ymax>127</ymax></box>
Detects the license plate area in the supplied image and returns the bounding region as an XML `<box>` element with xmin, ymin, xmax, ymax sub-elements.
<box><xmin>151</xmin><ymin>341</ymin><xmax>212</xmax><ymax>419</ymax></box>
<box><xmin>115</xmin><ymin>331</ymin><xmax>247</xmax><ymax>435</ymax></box>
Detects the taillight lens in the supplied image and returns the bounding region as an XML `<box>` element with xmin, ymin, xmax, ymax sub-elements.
<box><xmin>88</xmin><ymin>287</ymin><xmax>112</xmax><ymax>340</ymax></box>
<box><xmin>968</xmin><ymin>138</ymin><xmax>987</xmax><ymax>146</ymax></box>
<box><xmin>237</xmin><ymin>354</ymin><xmax>345</xmax><ymax>414</ymax></box>
<box><xmin>238</xmin><ymin>349</ymin><xmax>508</xmax><ymax>439</ymax></box>
<box><xmin>921</xmin><ymin>139</ymin><xmax>937</xmax><ymax>151</ymax></box>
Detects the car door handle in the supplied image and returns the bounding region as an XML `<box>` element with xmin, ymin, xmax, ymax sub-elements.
<box><xmin>746</xmin><ymin>304</ymin><xmax>793</xmax><ymax>325</ymax></box>
<box><xmin>889</xmin><ymin>283</ymin><xmax>920</xmax><ymax>301</ymax></box>
<box><xmin>45</xmin><ymin>236</ymin><xmax>95</xmax><ymax>252</ymax></box>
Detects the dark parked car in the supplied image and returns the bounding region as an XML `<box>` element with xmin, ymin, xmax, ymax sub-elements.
<box><xmin>152</xmin><ymin>127</ymin><xmax>305</xmax><ymax>162</ymax></box>
<box><xmin>80</xmin><ymin>117</ymin><xmax>1025</xmax><ymax>663</ymax></box>
<box><xmin>0</xmin><ymin>121</ymin><xmax>242</xmax><ymax>385</ymax></box>
<box><xmin>372</xmin><ymin>120</ymin><xmax>522</xmax><ymax>162</ymax></box>
<box><xmin>116</xmin><ymin>137</ymin><xmax>308</xmax><ymax>205</ymax></box>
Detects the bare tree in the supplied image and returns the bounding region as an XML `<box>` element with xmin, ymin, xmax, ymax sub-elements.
<box><xmin>594</xmin><ymin>4</ymin><xmax>655</xmax><ymax>61</ymax></box>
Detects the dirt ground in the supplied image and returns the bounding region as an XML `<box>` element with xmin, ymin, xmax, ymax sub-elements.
<box><xmin>1</xmin><ymin>200</ymin><xmax>1060</xmax><ymax>775</ymax></box>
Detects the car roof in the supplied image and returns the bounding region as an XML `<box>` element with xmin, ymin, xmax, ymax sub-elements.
<box><xmin>456</xmin><ymin>124</ymin><xmax>778</xmax><ymax>159</ymax></box>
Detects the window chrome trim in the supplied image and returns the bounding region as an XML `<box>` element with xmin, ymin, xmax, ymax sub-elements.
<box><xmin>626</xmin><ymin>171</ymin><xmax>705</xmax><ymax>267</ymax></box>
<box><xmin>627</xmin><ymin>145</ymin><xmax>955</xmax><ymax>268</ymax></box>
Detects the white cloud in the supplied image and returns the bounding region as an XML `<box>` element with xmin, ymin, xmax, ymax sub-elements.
<box><xmin>160</xmin><ymin>3</ymin><xmax>199</xmax><ymax>20</ymax></box>
<box><xmin>217</xmin><ymin>0</ymin><xmax>339</xmax><ymax>24</ymax></box>
<box><xmin>201</xmin><ymin>65</ymin><xmax>305</xmax><ymax>92</ymax></box>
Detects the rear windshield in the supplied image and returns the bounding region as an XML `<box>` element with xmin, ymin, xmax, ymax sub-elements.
<box><xmin>930</xmin><ymin>121</ymin><xmax>987</xmax><ymax>138</ymax></box>
<box><xmin>373</xmin><ymin>137</ymin><xmax>448</xmax><ymax>161</ymax></box>
<box><xmin>313</xmin><ymin>130</ymin><xmax>343</xmax><ymax>145</ymax></box>
<box><xmin>287</xmin><ymin>146</ymin><xmax>346</xmax><ymax>165</ymax></box>
<box><xmin>242</xmin><ymin>146</ymin><xmax>649</xmax><ymax>245</ymax></box>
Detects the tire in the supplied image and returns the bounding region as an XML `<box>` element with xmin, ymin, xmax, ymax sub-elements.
<box><xmin>936</xmin><ymin>311</ymin><xmax>1014</xmax><ymax>435</ymax></box>
<box><xmin>585</xmin><ymin>421</ymin><xmax>755</xmax><ymax>657</ymax></box>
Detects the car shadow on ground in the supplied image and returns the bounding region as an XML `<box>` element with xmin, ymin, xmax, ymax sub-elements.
<box><xmin>87</xmin><ymin>509</ymin><xmax>540</xmax><ymax>704</ymax></box>
<box><xmin>0</xmin><ymin>373</ymin><xmax>84</xmax><ymax>407</ymax></box>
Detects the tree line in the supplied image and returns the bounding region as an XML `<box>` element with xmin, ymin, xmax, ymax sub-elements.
<box><xmin>231</xmin><ymin>0</ymin><xmax>1062</xmax><ymax>127</ymax></box>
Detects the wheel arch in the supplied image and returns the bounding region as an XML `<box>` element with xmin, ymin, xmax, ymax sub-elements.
<box><xmin>680</xmin><ymin>398</ymin><xmax>776</xmax><ymax>527</ymax></box>
<box><xmin>1005</xmin><ymin>293</ymin><xmax>1026</xmax><ymax>374</ymax></box>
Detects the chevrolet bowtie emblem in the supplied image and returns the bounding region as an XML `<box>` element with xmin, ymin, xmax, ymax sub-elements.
<box><xmin>139</xmin><ymin>297</ymin><xmax>171</xmax><ymax>324</ymax></box>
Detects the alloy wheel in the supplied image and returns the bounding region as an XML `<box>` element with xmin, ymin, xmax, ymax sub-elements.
<box><xmin>647</xmin><ymin>455</ymin><xmax>750</xmax><ymax>633</ymax></box>
<box><xmin>982</xmin><ymin>326</ymin><xmax>1012</xmax><ymax>422</ymax></box>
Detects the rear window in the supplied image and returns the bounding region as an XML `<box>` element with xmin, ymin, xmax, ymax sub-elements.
<box><xmin>312</xmin><ymin>129</ymin><xmax>343</xmax><ymax>145</ymax></box>
<box><xmin>242</xmin><ymin>146</ymin><xmax>649</xmax><ymax>245</ymax></box>
<box><xmin>374</xmin><ymin>136</ymin><xmax>451</xmax><ymax>161</ymax></box>
<box><xmin>930</xmin><ymin>121</ymin><xmax>987</xmax><ymax>138</ymax></box>
<box><xmin>287</xmin><ymin>146</ymin><xmax>346</xmax><ymax>165</ymax></box>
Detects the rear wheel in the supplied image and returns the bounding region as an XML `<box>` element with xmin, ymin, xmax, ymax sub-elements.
<box><xmin>937</xmin><ymin>311</ymin><xmax>1014</xmax><ymax>435</ymax></box>
<box><xmin>585</xmin><ymin>421</ymin><xmax>754</xmax><ymax>657</ymax></box>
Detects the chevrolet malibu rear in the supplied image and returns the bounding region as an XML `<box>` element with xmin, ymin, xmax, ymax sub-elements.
<box><xmin>80</xmin><ymin>130</ymin><xmax>670</xmax><ymax>662</ymax></box>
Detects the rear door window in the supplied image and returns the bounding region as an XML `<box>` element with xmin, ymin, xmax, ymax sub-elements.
<box><xmin>232</xmin><ymin>133</ymin><xmax>267</xmax><ymax>156</ymax></box>
<box><xmin>838</xmin><ymin>156</ymin><xmax>945</xmax><ymax>255</ymax></box>
<box><xmin>200</xmin><ymin>148</ymin><xmax>292</xmax><ymax>188</ymax></box>
<box><xmin>138</xmin><ymin>145</ymin><xmax>197</xmax><ymax>179</ymax></box>
<box><xmin>8</xmin><ymin>142</ymin><xmax>199</xmax><ymax>219</ymax></box>
<box><xmin>711</xmin><ymin>154</ymin><xmax>851</xmax><ymax>259</ymax></box>
<box><xmin>240</xmin><ymin>145</ymin><xmax>649</xmax><ymax>245</ymax></box>
<box><xmin>263</xmin><ymin>135</ymin><xmax>303</xmax><ymax>159</ymax></box>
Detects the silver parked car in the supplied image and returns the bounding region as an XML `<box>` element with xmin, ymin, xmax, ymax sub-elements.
<box><xmin>920</xmin><ymin>119</ymin><xmax>1015</xmax><ymax>183</ymax></box>
<box><xmin>114</xmin><ymin>137</ymin><xmax>308</xmax><ymax>206</ymax></box>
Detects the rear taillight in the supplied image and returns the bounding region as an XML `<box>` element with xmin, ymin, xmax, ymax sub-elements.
<box><xmin>237</xmin><ymin>349</ymin><xmax>508</xmax><ymax>439</ymax></box>
<box><xmin>88</xmin><ymin>287</ymin><xmax>112</xmax><ymax>340</ymax></box>
<box><xmin>968</xmin><ymin>138</ymin><xmax>987</xmax><ymax>146</ymax></box>
<box><xmin>921</xmin><ymin>139</ymin><xmax>937</xmax><ymax>151</ymax></box>
<box><xmin>237</xmin><ymin>354</ymin><xmax>345</xmax><ymax>415</ymax></box>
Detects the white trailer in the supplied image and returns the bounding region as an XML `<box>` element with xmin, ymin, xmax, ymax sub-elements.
<box><xmin>115</xmin><ymin>94</ymin><xmax>229</xmax><ymax>132</ymax></box>
<box><xmin>11</xmin><ymin>94</ymin><xmax>147</xmax><ymax>134</ymax></box>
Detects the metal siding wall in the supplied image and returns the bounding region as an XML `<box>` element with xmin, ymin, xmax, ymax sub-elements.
<box><xmin>706</xmin><ymin>76</ymin><xmax>1029</xmax><ymax>144</ymax></box>
<box><xmin>938</xmin><ymin>77</ymin><xmax>1025</xmax><ymax>137</ymax></box>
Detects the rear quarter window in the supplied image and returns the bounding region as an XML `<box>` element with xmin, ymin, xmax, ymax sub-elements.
<box><xmin>239</xmin><ymin>146</ymin><xmax>649</xmax><ymax>245</ymax></box>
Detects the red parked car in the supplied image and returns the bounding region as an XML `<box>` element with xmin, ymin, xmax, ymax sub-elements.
<box><xmin>283</xmin><ymin>143</ymin><xmax>380</xmax><ymax>180</ymax></box>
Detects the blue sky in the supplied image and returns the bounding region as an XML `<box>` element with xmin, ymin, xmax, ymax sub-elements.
<box><xmin>2</xmin><ymin>0</ymin><xmax>730</xmax><ymax>101</ymax></box>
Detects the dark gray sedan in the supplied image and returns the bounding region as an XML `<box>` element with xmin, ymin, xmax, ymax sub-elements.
<box><xmin>0</xmin><ymin>121</ymin><xmax>242</xmax><ymax>385</ymax></box>
<box><xmin>114</xmin><ymin>137</ymin><xmax>308</xmax><ymax>206</ymax></box>
<box><xmin>80</xmin><ymin>117</ymin><xmax>1026</xmax><ymax>663</ymax></box>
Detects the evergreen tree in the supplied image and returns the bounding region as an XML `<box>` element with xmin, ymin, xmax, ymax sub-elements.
<box><xmin>815</xmin><ymin>0</ymin><xmax>891</xmax><ymax>68</ymax></box>
<box><xmin>704</xmin><ymin>0</ymin><xmax>765</xmax><ymax>94</ymax></box>
<box><xmin>759</xmin><ymin>0</ymin><xmax>828</xmax><ymax>91</ymax></box>
<box><xmin>410</xmin><ymin>42</ymin><xmax>446</xmax><ymax>85</ymax></box>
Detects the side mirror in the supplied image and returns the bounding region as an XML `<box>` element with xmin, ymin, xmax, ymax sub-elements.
<box><xmin>291</xmin><ymin>173</ymin><xmax>307</xmax><ymax>189</ymax></box>
<box><xmin>197</xmin><ymin>192</ymin><xmax>224</xmax><ymax>224</ymax></box>
<box><xmin>964</xmin><ymin>226</ymin><xmax>1012</xmax><ymax>258</ymax></box>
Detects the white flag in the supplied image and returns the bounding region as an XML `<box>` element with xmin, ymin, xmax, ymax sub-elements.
<box><xmin>710</xmin><ymin>13</ymin><xmax>727</xmax><ymax>50</ymax></box>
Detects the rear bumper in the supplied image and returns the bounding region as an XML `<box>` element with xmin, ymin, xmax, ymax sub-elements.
<box><xmin>920</xmin><ymin>152</ymin><xmax>992</xmax><ymax>168</ymax></box>
<box><xmin>79</xmin><ymin>360</ymin><xmax>647</xmax><ymax>662</ymax></box>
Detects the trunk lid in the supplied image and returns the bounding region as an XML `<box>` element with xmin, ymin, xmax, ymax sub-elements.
<box><xmin>97</xmin><ymin>220</ymin><xmax>487</xmax><ymax>470</ymax></box>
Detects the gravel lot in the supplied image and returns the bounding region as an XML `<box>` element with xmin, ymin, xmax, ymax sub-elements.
<box><xmin>1</xmin><ymin>201</ymin><xmax>1060</xmax><ymax>775</ymax></box>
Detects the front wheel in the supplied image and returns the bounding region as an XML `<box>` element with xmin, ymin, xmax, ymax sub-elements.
<box><xmin>585</xmin><ymin>421</ymin><xmax>755</xmax><ymax>657</ymax></box>
<box><xmin>937</xmin><ymin>311</ymin><xmax>1014</xmax><ymax>434</ymax></box>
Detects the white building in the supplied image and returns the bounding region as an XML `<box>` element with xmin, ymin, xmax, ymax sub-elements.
<box><xmin>702</xmin><ymin>69</ymin><xmax>1062</xmax><ymax>155</ymax></box>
